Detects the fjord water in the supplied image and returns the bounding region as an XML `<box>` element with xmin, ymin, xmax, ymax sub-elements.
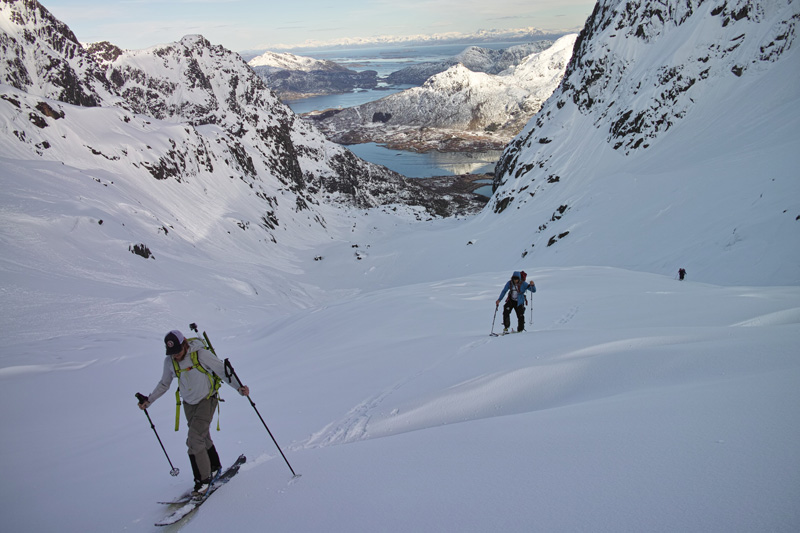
<box><xmin>346</xmin><ymin>143</ymin><xmax>502</xmax><ymax>179</ymax></box>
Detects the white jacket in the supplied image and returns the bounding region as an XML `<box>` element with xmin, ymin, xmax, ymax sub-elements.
<box><xmin>147</xmin><ymin>338</ymin><xmax>243</xmax><ymax>406</ymax></box>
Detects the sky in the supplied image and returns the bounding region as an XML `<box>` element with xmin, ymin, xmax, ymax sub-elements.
<box><xmin>42</xmin><ymin>0</ymin><xmax>596</xmax><ymax>52</ymax></box>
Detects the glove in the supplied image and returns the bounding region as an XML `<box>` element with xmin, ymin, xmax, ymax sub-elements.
<box><xmin>138</xmin><ymin>399</ymin><xmax>151</xmax><ymax>410</ymax></box>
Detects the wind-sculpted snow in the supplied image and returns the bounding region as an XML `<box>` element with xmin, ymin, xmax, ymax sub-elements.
<box><xmin>309</xmin><ymin>35</ymin><xmax>577</xmax><ymax>152</ymax></box>
<box><xmin>284</xmin><ymin>269</ymin><xmax>800</xmax><ymax>454</ymax></box>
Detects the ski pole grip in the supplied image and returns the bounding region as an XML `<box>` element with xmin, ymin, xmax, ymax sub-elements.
<box><xmin>136</xmin><ymin>392</ymin><xmax>148</xmax><ymax>404</ymax></box>
<box><xmin>224</xmin><ymin>358</ymin><xmax>245</xmax><ymax>389</ymax></box>
<box><xmin>224</xmin><ymin>358</ymin><xmax>238</xmax><ymax>383</ymax></box>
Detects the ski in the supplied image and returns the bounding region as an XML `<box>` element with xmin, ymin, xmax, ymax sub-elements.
<box><xmin>155</xmin><ymin>454</ymin><xmax>246</xmax><ymax>525</ymax></box>
<box><xmin>158</xmin><ymin>454</ymin><xmax>246</xmax><ymax>505</ymax></box>
<box><xmin>158</xmin><ymin>466</ymin><xmax>223</xmax><ymax>506</ymax></box>
<box><xmin>158</xmin><ymin>489</ymin><xmax>193</xmax><ymax>506</ymax></box>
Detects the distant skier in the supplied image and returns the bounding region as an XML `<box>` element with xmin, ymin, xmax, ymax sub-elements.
<box><xmin>138</xmin><ymin>330</ymin><xmax>250</xmax><ymax>496</ymax></box>
<box><xmin>496</xmin><ymin>271</ymin><xmax>536</xmax><ymax>333</ymax></box>
<box><xmin>678</xmin><ymin>268</ymin><xmax>687</xmax><ymax>281</ymax></box>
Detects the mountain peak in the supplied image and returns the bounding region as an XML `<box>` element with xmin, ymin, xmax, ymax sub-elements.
<box><xmin>179</xmin><ymin>34</ymin><xmax>208</xmax><ymax>47</ymax></box>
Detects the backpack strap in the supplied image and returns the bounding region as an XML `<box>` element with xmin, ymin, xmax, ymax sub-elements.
<box><xmin>171</xmin><ymin>343</ymin><xmax>224</xmax><ymax>431</ymax></box>
<box><xmin>506</xmin><ymin>279</ymin><xmax>520</xmax><ymax>303</ymax></box>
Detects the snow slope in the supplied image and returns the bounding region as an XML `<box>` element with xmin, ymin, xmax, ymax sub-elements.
<box><xmin>1</xmin><ymin>205</ymin><xmax>799</xmax><ymax>531</ymax></box>
<box><xmin>487</xmin><ymin>0</ymin><xmax>800</xmax><ymax>286</ymax></box>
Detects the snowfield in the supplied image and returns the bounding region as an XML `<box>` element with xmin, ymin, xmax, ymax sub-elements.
<box><xmin>1</xmin><ymin>197</ymin><xmax>799</xmax><ymax>531</ymax></box>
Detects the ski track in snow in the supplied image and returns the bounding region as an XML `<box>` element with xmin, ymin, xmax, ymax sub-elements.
<box><xmin>551</xmin><ymin>305</ymin><xmax>579</xmax><ymax>328</ymax></box>
<box><xmin>298</xmin><ymin>334</ymin><xmax>496</xmax><ymax>449</ymax></box>
<box><xmin>298</xmin><ymin>378</ymin><xmax>411</xmax><ymax>449</ymax></box>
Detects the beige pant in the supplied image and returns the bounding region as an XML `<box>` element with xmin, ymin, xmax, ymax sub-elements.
<box><xmin>184</xmin><ymin>396</ymin><xmax>217</xmax><ymax>480</ymax></box>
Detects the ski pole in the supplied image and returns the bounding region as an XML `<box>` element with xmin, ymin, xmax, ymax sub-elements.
<box><xmin>135</xmin><ymin>392</ymin><xmax>180</xmax><ymax>477</ymax></box>
<box><xmin>490</xmin><ymin>303</ymin><xmax>498</xmax><ymax>336</ymax></box>
<box><xmin>223</xmin><ymin>358</ymin><xmax>299</xmax><ymax>478</ymax></box>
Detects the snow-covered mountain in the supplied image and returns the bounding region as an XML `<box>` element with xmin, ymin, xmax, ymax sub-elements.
<box><xmin>249</xmin><ymin>51</ymin><xmax>344</xmax><ymax>72</ymax></box>
<box><xmin>248</xmin><ymin>50</ymin><xmax>379</xmax><ymax>99</ymax></box>
<box><xmin>385</xmin><ymin>40</ymin><xmax>556</xmax><ymax>85</ymax></box>
<box><xmin>309</xmin><ymin>34</ymin><xmax>578</xmax><ymax>152</ymax></box>
<box><xmin>479</xmin><ymin>0</ymin><xmax>800</xmax><ymax>285</ymax></box>
<box><xmin>249</xmin><ymin>41</ymin><xmax>558</xmax><ymax>101</ymax></box>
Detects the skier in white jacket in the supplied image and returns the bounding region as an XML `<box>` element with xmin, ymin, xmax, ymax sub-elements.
<box><xmin>138</xmin><ymin>330</ymin><xmax>249</xmax><ymax>495</ymax></box>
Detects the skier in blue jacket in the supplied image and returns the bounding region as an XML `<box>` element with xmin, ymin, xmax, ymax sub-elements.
<box><xmin>496</xmin><ymin>271</ymin><xmax>536</xmax><ymax>333</ymax></box>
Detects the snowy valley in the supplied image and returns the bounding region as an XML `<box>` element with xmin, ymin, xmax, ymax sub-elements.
<box><xmin>1</xmin><ymin>0</ymin><xmax>799</xmax><ymax>532</ymax></box>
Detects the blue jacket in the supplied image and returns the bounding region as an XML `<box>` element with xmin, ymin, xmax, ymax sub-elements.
<box><xmin>498</xmin><ymin>271</ymin><xmax>536</xmax><ymax>306</ymax></box>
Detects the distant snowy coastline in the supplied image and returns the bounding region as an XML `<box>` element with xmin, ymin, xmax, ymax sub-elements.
<box><xmin>239</xmin><ymin>27</ymin><xmax>578</xmax><ymax>61</ymax></box>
